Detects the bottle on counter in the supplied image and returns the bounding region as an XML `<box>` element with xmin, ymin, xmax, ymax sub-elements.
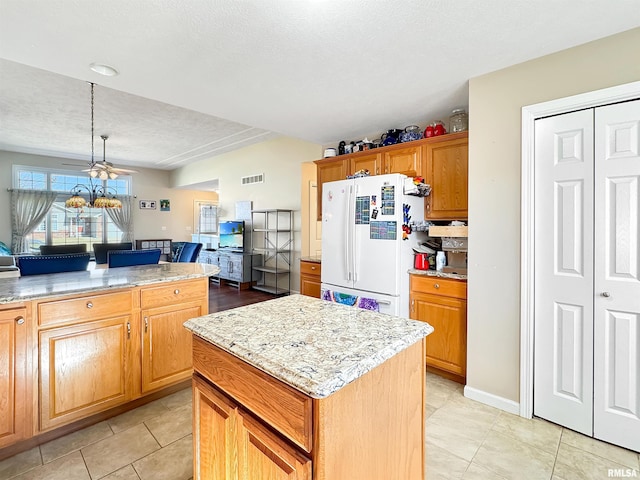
<box><xmin>436</xmin><ymin>251</ymin><xmax>446</xmax><ymax>272</ymax></box>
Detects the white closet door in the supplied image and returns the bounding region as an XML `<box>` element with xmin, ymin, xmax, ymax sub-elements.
<box><xmin>593</xmin><ymin>99</ymin><xmax>640</xmax><ymax>452</ymax></box>
<box><xmin>534</xmin><ymin>110</ymin><xmax>595</xmax><ymax>435</ymax></box>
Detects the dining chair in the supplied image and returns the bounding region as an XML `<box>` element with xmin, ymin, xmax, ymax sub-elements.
<box><xmin>93</xmin><ymin>242</ymin><xmax>133</xmax><ymax>264</ymax></box>
<box><xmin>18</xmin><ymin>253</ymin><xmax>91</xmax><ymax>276</ymax></box>
<box><xmin>39</xmin><ymin>244</ymin><xmax>87</xmax><ymax>255</ymax></box>
<box><xmin>174</xmin><ymin>242</ymin><xmax>203</xmax><ymax>263</ymax></box>
<box><xmin>107</xmin><ymin>249</ymin><xmax>162</xmax><ymax>268</ymax></box>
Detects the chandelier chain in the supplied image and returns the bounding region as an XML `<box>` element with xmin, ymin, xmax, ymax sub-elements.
<box><xmin>90</xmin><ymin>82</ymin><xmax>95</xmax><ymax>163</ymax></box>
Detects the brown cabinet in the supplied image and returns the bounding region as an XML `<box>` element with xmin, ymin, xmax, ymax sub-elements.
<box><xmin>410</xmin><ymin>275</ymin><xmax>467</xmax><ymax>383</ymax></box>
<box><xmin>350</xmin><ymin>152</ymin><xmax>382</xmax><ymax>176</ymax></box>
<box><xmin>382</xmin><ymin>145</ymin><xmax>422</xmax><ymax>176</ymax></box>
<box><xmin>36</xmin><ymin>278</ymin><xmax>209</xmax><ymax>433</ymax></box>
<box><xmin>299</xmin><ymin>261</ymin><xmax>321</xmax><ymax>298</ymax></box>
<box><xmin>192</xmin><ymin>335</ymin><xmax>425</xmax><ymax>480</ymax></box>
<box><xmin>315</xmin><ymin>158</ymin><xmax>348</xmax><ymax>220</ymax></box>
<box><xmin>0</xmin><ymin>306</ymin><xmax>30</xmax><ymax>448</ymax></box>
<box><xmin>39</xmin><ymin>314</ymin><xmax>134</xmax><ymax>431</ymax></box>
<box><xmin>193</xmin><ymin>375</ymin><xmax>312</xmax><ymax>480</ymax></box>
<box><xmin>423</xmin><ymin>132</ymin><xmax>468</xmax><ymax>219</ymax></box>
<box><xmin>141</xmin><ymin>280</ymin><xmax>208</xmax><ymax>393</ymax></box>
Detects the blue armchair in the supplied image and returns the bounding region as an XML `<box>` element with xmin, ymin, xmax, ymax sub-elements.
<box><xmin>93</xmin><ymin>242</ymin><xmax>133</xmax><ymax>264</ymax></box>
<box><xmin>18</xmin><ymin>253</ymin><xmax>91</xmax><ymax>276</ymax></box>
<box><xmin>107</xmin><ymin>249</ymin><xmax>162</xmax><ymax>268</ymax></box>
<box><xmin>174</xmin><ymin>242</ymin><xmax>203</xmax><ymax>262</ymax></box>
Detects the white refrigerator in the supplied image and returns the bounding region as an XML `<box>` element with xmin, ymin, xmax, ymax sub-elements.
<box><xmin>321</xmin><ymin>173</ymin><xmax>424</xmax><ymax>318</ymax></box>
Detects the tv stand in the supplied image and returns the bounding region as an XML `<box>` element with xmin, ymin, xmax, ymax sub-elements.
<box><xmin>198</xmin><ymin>250</ymin><xmax>262</xmax><ymax>290</ymax></box>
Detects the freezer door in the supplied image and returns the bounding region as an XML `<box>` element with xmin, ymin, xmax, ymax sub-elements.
<box><xmin>352</xmin><ymin>174</ymin><xmax>403</xmax><ymax>296</ymax></box>
<box><xmin>321</xmin><ymin>283</ymin><xmax>400</xmax><ymax>317</ymax></box>
<box><xmin>321</xmin><ymin>178</ymin><xmax>354</xmax><ymax>288</ymax></box>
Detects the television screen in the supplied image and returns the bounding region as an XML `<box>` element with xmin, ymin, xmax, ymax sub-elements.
<box><xmin>218</xmin><ymin>221</ymin><xmax>245</xmax><ymax>251</ymax></box>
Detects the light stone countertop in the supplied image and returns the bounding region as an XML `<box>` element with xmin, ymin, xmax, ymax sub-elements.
<box><xmin>408</xmin><ymin>268</ymin><xmax>467</xmax><ymax>280</ymax></box>
<box><xmin>0</xmin><ymin>263</ymin><xmax>219</xmax><ymax>304</ymax></box>
<box><xmin>184</xmin><ymin>294</ymin><xmax>433</xmax><ymax>399</ymax></box>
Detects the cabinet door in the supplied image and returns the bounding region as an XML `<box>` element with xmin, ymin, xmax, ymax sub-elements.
<box><xmin>315</xmin><ymin>158</ymin><xmax>348</xmax><ymax>220</ymax></box>
<box><xmin>351</xmin><ymin>152</ymin><xmax>382</xmax><ymax>176</ymax></box>
<box><xmin>39</xmin><ymin>316</ymin><xmax>133</xmax><ymax>431</ymax></box>
<box><xmin>423</xmin><ymin>133</ymin><xmax>468</xmax><ymax>219</ymax></box>
<box><xmin>142</xmin><ymin>301</ymin><xmax>204</xmax><ymax>393</ymax></box>
<box><xmin>410</xmin><ymin>292</ymin><xmax>467</xmax><ymax>378</ymax></box>
<box><xmin>0</xmin><ymin>307</ymin><xmax>28</xmax><ymax>448</ymax></box>
<box><xmin>300</xmin><ymin>275</ymin><xmax>321</xmax><ymax>298</ymax></box>
<box><xmin>227</xmin><ymin>256</ymin><xmax>243</xmax><ymax>281</ymax></box>
<box><xmin>383</xmin><ymin>145</ymin><xmax>422</xmax><ymax>176</ymax></box>
<box><xmin>193</xmin><ymin>375</ymin><xmax>238</xmax><ymax>480</ymax></box>
<box><xmin>239</xmin><ymin>410</ymin><xmax>312</xmax><ymax>480</ymax></box>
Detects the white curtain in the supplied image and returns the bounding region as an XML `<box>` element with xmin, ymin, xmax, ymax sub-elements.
<box><xmin>106</xmin><ymin>196</ymin><xmax>134</xmax><ymax>242</ymax></box>
<box><xmin>10</xmin><ymin>189</ymin><xmax>58</xmax><ymax>253</ymax></box>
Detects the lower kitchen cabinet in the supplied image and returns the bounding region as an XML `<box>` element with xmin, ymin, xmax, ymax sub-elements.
<box><xmin>140</xmin><ymin>279</ymin><xmax>208</xmax><ymax>393</ymax></box>
<box><xmin>410</xmin><ymin>275</ymin><xmax>467</xmax><ymax>383</ymax></box>
<box><xmin>0</xmin><ymin>305</ymin><xmax>30</xmax><ymax>449</ymax></box>
<box><xmin>39</xmin><ymin>315</ymin><xmax>134</xmax><ymax>431</ymax></box>
<box><xmin>193</xmin><ymin>374</ymin><xmax>311</xmax><ymax>480</ymax></box>
<box><xmin>299</xmin><ymin>260</ymin><xmax>321</xmax><ymax>298</ymax></box>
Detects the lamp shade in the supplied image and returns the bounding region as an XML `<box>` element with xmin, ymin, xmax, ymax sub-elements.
<box><xmin>65</xmin><ymin>194</ymin><xmax>87</xmax><ymax>208</ymax></box>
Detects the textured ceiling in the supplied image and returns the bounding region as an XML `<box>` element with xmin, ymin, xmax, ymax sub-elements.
<box><xmin>0</xmin><ymin>0</ymin><xmax>638</xmax><ymax>173</ymax></box>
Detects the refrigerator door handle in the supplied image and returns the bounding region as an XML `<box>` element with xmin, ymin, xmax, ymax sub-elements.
<box><xmin>345</xmin><ymin>184</ymin><xmax>352</xmax><ymax>281</ymax></box>
<box><xmin>352</xmin><ymin>183</ymin><xmax>358</xmax><ymax>282</ymax></box>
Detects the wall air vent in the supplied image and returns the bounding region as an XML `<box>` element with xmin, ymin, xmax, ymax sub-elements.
<box><xmin>241</xmin><ymin>173</ymin><xmax>264</xmax><ymax>185</ymax></box>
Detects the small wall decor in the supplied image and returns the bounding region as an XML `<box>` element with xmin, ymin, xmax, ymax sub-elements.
<box><xmin>160</xmin><ymin>199</ymin><xmax>171</xmax><ymax>211</ymax></box>
<box><xmin>139</xmin><ymin>200</ymin><xmax>156</xmax><ymax>209</ymax></box>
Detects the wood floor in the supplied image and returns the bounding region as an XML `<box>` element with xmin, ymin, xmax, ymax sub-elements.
<box><xmin>208</xmin><ymin>281</ymin><xmax>276</xmax><ymax>313</ymax></box>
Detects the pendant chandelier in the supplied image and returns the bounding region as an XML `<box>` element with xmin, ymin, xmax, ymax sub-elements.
<box><xmin>66</xmin><ymin>82</ymin><xmax>122</xmax><ymax>210</ymax></box>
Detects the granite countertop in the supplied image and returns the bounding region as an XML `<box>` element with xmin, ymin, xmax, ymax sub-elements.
<box><xmin>184</xmin><ymin>294</ymin><xmax>433</xmax><ymax>399</ymax></box>
<box><xmin>0</xmin><ymin>263</ymin><xmax>219</xmax><ymax>304</ymax></box>
<box><xmin>408</xmin><ymin>268</ymin><xmax>467</xmax><ymax>280</ymax></box>
<box><xmin>300</xmin><ymin>256</ymin><xmax>321</xmax><ymax>263</ymax></box>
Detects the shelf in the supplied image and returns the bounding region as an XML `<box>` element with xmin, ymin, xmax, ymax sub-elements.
<box><xmin>252</xmin><ymin>266</ymin><xmax>290</xmax><ymax>275</ymax></box>
<box><xmin>251</xmin><ymin>209</ymin><xmax>293</xmax><ymax>296</ymax></box>
<box><xmin>251</xmin><ymin>285</ymin><xmax>290</xmax><ymax>296</ymax></box>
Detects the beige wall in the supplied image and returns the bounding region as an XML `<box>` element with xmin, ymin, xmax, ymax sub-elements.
<box><xmin>467</xmin><ymin>27</ymin><xmax>640</xmax><ymax>403</ymax></box>
<box><xmin>171</xmin><ymin>136</ymin><xmax>322</xmax><ymax>291</ymax></box>
<box><xmin>0</xmin><ymin>151</ymin><xmax>217</xmax><ymax>249</ymax></box>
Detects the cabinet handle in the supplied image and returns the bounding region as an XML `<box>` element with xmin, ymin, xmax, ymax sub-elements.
<box><xmin>410</xmin><ymin>300</ymin><xmax>414</xmax><ymax>313</ymax></box>
<box><xmin>127</xmin><ymin>321</ymin><xmax>131</xmax><ymax>339</ymax></box>
<box><xmin>311</xmin><ymin>266</ymin><xmax>316</xmax><ymax>270</ymax></box>
<box><xmin>15</xmin><ymin>316</ymin><xmax>25</xmax><ymax>325</ymax></box>
<box><xmin>174</xmin><ymin>289</ymin><xmax>180</xmax><ymax>295</ymax></box>
<box><xmin>601</xmin><ymin>292</ymin><xmax>611</xmax><ymax>298</ymax></box>
<box><xmin>433</xmin><ymin>283</ymin><xmax>440</xmax><ymax>289</ymax></box>
<box><xmin>144</xmin><ymin>316</ymin><xmax>148</xmax><ymax>333</ymax></box>
<box><xmin>86</xmin><ymin>301</ymin><xmax>93</xmax><ymax>309</ymax></box>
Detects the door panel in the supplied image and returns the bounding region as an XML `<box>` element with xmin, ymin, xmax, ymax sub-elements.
<box><xmin>321</xmin><ymin>179</ymin><xmax>352</xmax><ymax>288</ymax></box>
<box><xmin>594</xmin><ymin>99</ymin><xmax>640</xmax><ymax>451</ymax></box>
<box><xmin>534</xmin><ymin>109</ymin><xmax>594</xmax><ymax>435</ymax></box>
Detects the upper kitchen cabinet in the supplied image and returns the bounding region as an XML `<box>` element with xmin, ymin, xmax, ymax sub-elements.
<box><xmin>315</xmin><ymin>157</ymin><xmax>348</xmax><ymax>220</ymax></box>
<box><xmin>382</xmin><ymin>145</ymin><xmax>422</xmax><ymax>177</ymax></box>
<box><xmin>423</xmin><ymin>132</ymin><xmax>468</xmax><ymax>220</ymax></box>
<box><xmin>350</xmin><ymin>152</ymin><xmax>382</xmax><ymax>176</ymax></box>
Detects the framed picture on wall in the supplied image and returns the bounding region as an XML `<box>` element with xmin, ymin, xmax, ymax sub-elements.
<box><xmin>160</xmin><ymin>199</ymin><xmax>171</xmax><ymax>211</ymax></box>
<box><xmin>139</xmin><ymin>200</ymin><xmax>156</xmax><ymax>209</ymax></box>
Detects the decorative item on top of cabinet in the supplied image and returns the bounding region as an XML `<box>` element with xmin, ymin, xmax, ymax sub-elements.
<box><xmin>423</xmin><ymin>132</ymin><xmax>468</xmax><ymax>220</ymax></box>
<box><xmin>0</xmin><ymin>305</ymin><xmax>30</xmax><ymax>448</ymax></box>
<box><xmin>300</xmin><ymin>260</ymin><xmax>321</xmax><ymax>298</ymax></box>
<box><xmin>410</xmin><ymin>274</ymin><xmax>467</xmax><ymax>383</ymax></box>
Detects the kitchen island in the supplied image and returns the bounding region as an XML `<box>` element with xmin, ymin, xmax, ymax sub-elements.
<box><xmin>185</xmin><ymin>294</ymin><xmax>433</xmax><ymax>480</ymax></box>
<box><xmin>0</xmin><ymin>262</ymin><xmax>218</xmax><ymax>456</ymax></box>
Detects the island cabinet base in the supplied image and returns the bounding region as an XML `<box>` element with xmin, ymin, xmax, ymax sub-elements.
<box><xmin>192</xmin><ymin>335</ymin><xmax>426</xmax><ymax>480</ymax></box>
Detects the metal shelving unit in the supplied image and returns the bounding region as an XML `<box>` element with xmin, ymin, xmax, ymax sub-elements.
<box><xmin>250</xmin><ymin>209</ymin><xmax>293</xmax><ymax>295</ymax></box>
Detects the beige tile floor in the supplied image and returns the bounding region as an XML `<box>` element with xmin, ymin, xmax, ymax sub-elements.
<box><xmin>2</xmin><ymin>373</ymin><xmax>639</xmax><ymax>479</ymax></box>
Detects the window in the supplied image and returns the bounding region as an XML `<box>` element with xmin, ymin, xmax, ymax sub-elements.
<box><xmin>13</xmin><ymin>165</ymin><xmax>131</xmax><ymax>254</ymax></box>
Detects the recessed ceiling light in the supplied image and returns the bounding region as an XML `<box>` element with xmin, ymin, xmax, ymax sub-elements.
<box><xmin>90</xmin><ymin>63</ymin><xmax>119</xmax><ymax>76</ymax></box>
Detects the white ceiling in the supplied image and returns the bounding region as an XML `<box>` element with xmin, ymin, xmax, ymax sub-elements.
<box><xmin>0</xmin><ymin>0</ymin><xmax>638</xmax><ymax>173</ymax></box>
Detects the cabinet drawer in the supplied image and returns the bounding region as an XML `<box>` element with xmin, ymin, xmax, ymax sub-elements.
<box><xmin>410</xmin><ymin>275</ymin><xmax>466</xmax><ymax>299</ymax></box>
<box><xmin>193</xmin><ymin>336</ymin><xmax>313</xmax><ymax>453</ymax></box>
<box><xmin>300</xmin><ymin>261</ymin><xmax>321</xmax><ymax>277</ymax></box>
<box><xmin>38</xmin><ymin>291</ymin><xmax>133</xmax><ymax>327</ymax></box>
<box><xmin>141</xmin><ymin>279</ymin><xmax>207</xmax><ymax>309</ymax></box>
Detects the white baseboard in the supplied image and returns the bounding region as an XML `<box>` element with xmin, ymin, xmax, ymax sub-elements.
<box><xmin>464</xmin><ymin>386</ymin><xmax>520</xmax><ymax>416</ymax></box>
